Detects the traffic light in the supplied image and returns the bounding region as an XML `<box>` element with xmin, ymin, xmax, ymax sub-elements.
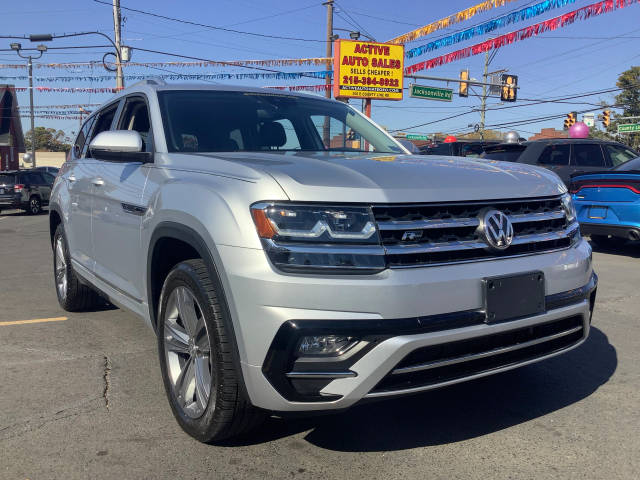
<box><xmin>563</xmin><ymin>112</ymin><xmax>577</xmax><ymax>130</ymax></box>
<box><xmin>500</xmin><ymin>74</ymin><xmax>517</xmax><ymax>102</ymax></box>
<box><xmin>602</xmin><ymin>110</ymin><xmax>611</xmax><ymax>128</ymax></box>
<box><xmin>459</xmin><ymin>69</ymin><xmax>469</xmax><ymax>97</ymax></box>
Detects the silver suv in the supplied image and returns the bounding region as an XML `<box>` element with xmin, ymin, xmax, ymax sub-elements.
<box><xmin>49</xmin><ymin>81</ymin><xmax>597</xmax><ymax>442</ymax></box>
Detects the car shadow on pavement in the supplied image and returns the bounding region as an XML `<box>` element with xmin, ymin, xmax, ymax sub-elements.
<box><xmin>236</xmin><ymin>326</ymin><xmax>616</xmax><ymax>451</ymax></box>
<box><xmin>589</xmin><ymin>240</ymin><xmax>640</xmax><ymax>258</ymax></box>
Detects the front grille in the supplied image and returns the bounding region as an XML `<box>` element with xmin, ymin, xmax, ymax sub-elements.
<box><xmin>372</xmin><ymin>196</ymin><xmax>576</xmax><ymax>267</ymax></box>
<box><xmin>371</xmin><ymin>315</ymin><xmax>584</xmax><ymax>394</ymax></box>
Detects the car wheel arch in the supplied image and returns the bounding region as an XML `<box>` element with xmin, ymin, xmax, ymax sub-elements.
<box><xmin>147</xmin><ymin>221</ymin><xmax>251</xmax><ymax>401</ymax></box>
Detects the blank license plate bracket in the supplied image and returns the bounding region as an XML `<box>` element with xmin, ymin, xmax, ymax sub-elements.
<box><xmin>484</xmin><ymin>271</ymin><xmax>545</xmax><ymax>324</ymax></box>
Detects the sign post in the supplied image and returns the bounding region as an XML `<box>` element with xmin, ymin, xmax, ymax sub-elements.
<box><xmin>333</xmin><ymin>39</ymin><xmax>405</xmax><ymax>117</ymax></box>
<box><xmin>409</xmin><ymin>84</ymin><xmax>453</xmax><ymax>102</ymax></box>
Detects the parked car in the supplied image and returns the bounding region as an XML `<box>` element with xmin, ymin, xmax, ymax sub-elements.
<box><xmin>420</xmin><ymin>140</ymin><xmax>500</xmax><ymax>158</ymax></box>
<box><xmin>0</xmin><ymin>169</ymin><xmax>54</xmax><ymax>214</ymax></box>
<box><xmin>50</xmin><ymin>81</ymin><xmax>596</xmax><ymax>443</ymax></box>
<box><xmin>482</xmin><ymin>139</ymin><xmax>638</xmax><ymax>185</ymax></box>
<box><xmin>571</xmin><ymin>155</ymin><xmax>640</xmax><ymax>247</ymax></box>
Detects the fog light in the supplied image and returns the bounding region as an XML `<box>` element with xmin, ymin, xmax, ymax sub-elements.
<box><xmin>297</xmin><ymin>335</ymin><xmax>357</xmax><ymax>356</ymax></box>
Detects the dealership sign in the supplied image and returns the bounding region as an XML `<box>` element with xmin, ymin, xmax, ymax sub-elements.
<box><xmin>333</xmin><ymin>40</ymin><xmax>404</xmax><ymax>101</ymax></box>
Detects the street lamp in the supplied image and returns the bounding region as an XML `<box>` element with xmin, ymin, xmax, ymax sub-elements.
<box><xmin>12</xmin><ymin>41</ymin><xmax>49</xmax><ymax>169</ymax></box>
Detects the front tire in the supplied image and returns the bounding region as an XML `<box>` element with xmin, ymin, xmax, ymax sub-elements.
<box><xmin>53</xmin><ymin>224</ymin><xmax>101</xmax><ymax>311</ymax></box>
<box><xmin>157</xmin><ymin>259</ymin><xmax>264</xmax><ymax>443</ymax></box>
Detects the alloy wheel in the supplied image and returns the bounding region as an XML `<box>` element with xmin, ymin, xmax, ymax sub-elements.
<box><xmin>163</xmin><ymin>286</ymin><xmax>212</xmax><ymax>419</ymax></box>
<box><xmin>30</xmin><ymin>198</ymin><xmax>40</xmax><ymax>214</ymax></box>
<box><xmin>54</xmin><ymin>237</ymin><xmax>68</xmax><ymax>300</ymax></box>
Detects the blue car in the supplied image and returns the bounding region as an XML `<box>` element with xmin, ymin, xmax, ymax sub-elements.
<box><xmin>571</xmin><ymin>155</ymin><xmax>640</xmax><ymax>247</ymax></box>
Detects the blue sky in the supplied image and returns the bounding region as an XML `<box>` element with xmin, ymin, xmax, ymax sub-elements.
<box><xmin>2</xmin><ymin>0</ymin><xmax>639</xmax><ymax>140</ymax></box>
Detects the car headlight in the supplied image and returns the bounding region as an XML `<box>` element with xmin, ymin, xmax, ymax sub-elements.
<box><xmin>251</xmin><ymin>203</ymin><xmax>385</xmax><ymax>273</ymax></box>
<box><xmin>561</xmin><ymin>193</ymin><xmax>577</xmax><ymax>224</ymax></box>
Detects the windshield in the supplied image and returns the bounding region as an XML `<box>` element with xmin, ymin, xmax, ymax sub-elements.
<box><xmin>158</xmin><ymin>90</ymin><xmax>405</xmax><ymax>154</ymax></box>
<box><xmin>614</xmin><ymin>156</ymin><xmax>640</xmax><ymax>171</ymax></box>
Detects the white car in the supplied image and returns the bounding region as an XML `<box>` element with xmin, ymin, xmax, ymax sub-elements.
<box><xmin>49</xmin><ymin>80</ymin><xmax>597</xmax><ymax>442</ymax></box>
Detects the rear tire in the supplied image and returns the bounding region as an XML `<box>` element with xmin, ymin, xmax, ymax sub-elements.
<box><xmin>53</xmin><ymin>224</ymin><xmax>101</xmax><ymax>311</ymax></box>
<box><xmin>589</xmin><ymin>234</ymin><xmax>626</xmax><ymax>248</ymax></box>
<box><xmin>28</xmin><ymin>195</ymin><xmax>42</xmax><ymax>215</ymax></box>
<box><xmin>157</xmin><ymin>259</ymin><xmax>265</xmax><ymax>443</ymax></box>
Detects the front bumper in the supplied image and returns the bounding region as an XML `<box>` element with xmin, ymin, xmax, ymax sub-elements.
<box><xmin>219</xmin><ymin>239</ymin><xmax>595</xmax><ymax>412</ymax></box>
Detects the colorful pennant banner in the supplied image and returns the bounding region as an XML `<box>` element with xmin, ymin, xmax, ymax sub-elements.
<box><xmin>0</xmin><ymin>57</ymin><xmax>331</xmax><ymax>70</ymax></box>
<box><xmin>265</xmin><ymin>84</ymin><xmax>332</xmax><ymax>92</ymax></box>
<box><xmin>406</xmin><ymin>0</ymin><xmax>576</xmax><ymax>59</ymax></box>
<box><xmin>389</xmin><ymin>0</ymin><xmax>518</xmax><ymax>45</ymax></box>
<box><xmin>406</xmin><ymin>0</ymin><xmax>635</xmax><ymax>74</ymax></box>
<box><xmin>0</xmin><ymin>71</ymin><xmax>332</xmax><ymax>83</ymax></box>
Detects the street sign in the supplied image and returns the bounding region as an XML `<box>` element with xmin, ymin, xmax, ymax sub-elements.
<box><xmin>618</xmin><ymin>123</ymin><xmax>640</xmax><ymax>133</ymax></box>
<box><xmin>409</xmin><ymin>84</ymin><xmax>453</xmax><ymax>102</ymax></box>
<box><xmin>405</xmin><ymin>134</ymin><xmax>429</xmax><ymax>140</ymax></box>
<box><xmin>333</xmin><ymin>40</ymin><xmax>404</xmax><ymax>101</ymax></box>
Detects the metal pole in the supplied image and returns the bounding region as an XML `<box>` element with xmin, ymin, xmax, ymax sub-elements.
<box><xmin>324</xmin><ymin>0</ymin><xmax>334</xmax><ymax>99</ymax></box>
<box><xmin>28</xmin><ymin>55</ymin><xmax>36</xmax><ymax>168</ymax></box>
<box><xmin>479</xmin><ymin>50</ymin><xmax>488</xmax><ymax>139</ymax></box>
<box><xmin>112</xmin><ymin>0</ymin><xmax>124</xmax><ymax>89</ymax></box>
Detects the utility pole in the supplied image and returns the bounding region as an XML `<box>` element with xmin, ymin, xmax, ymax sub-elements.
<box><xmin>479</xmin><ymin>50</ymin><xmax>489</xmax><ymax>139</ymax></box>
<box><xmin>27</xmin><ymin>55</ymin><xmax>36</xmax><ymax>168</ymax></box>
<box><xmin>323</xmin><ymin>0</ymin><xmax>334</xmax><ymax>99</ymax></box>
<box><xmin>112</xmin><ymin>0</ymin><xmax>124</xmax><ymax>89</ymax></box>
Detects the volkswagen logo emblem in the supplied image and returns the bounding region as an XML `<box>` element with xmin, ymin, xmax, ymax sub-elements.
<box><xmin>480</xmin><ymin>209</ymin><xmax>514</xmax><ymax>251</ymax></box>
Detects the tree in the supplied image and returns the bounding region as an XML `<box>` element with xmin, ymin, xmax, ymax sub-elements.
<box><xmin>24</xmin><ymin>127</ymin><xmax>71</xmax><ymax>152</ymax></box>
<box><xmin>607</xmin><ymin>66</ymin><xmax>640</xmax><ymax>149</ymax></box>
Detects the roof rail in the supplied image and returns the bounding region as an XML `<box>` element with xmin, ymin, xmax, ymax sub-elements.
<box><xmin>127</xmin><ymin>78</ymin><xmax>167</xmax><ymax>88</ymax></box>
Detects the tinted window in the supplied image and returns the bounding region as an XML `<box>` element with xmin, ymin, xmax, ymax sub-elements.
<box><xmin>159</xmin><ymin>91</ymin><xmax>403</xmax><ymax>154</ymax></box>
<box><xmin>118</xmin><ymin>97</ymin><xmax>152</xmax><ymax>151</ymax></box>
<box><xmin>482</xmin><ymin>146</ymin><xmax>526</xmax><ymax>162</ymax></box>
<box><xmin>573</xmin><ymin>143</ymin><xmax>605</xmax><ymax>167</ymax></box>
<box><xmin>421</xmin><ymin>143</ymin><xmax>453</xmax><ymax>155</ymax></box>
<box><xmin>606</xmin><ymin>145</ymin><xmax>637</xmax><ymax>167</ymax></box>
<box><xmin>86</xmin><ymin>103</ymin><xmax>119</xmax><ymax>158</ymax></box>
<box><xmin>461</xmin><ymin>144</ymin><xmax>484</xmax><ymax>158</ymax></box>
<box><xmin>30</xmin><ymin>172</ymin><xmax>46</xmax><ymax>184</ymax></box>
<box><xmin>42</xmin><ymin>172</ymin><xmax>55</xmax><ymax>184</ymax></box>
<box><xmin>0</xmin><ymin>173</ymin><xmax>16</xmax><ymax>185</ymax></box>
<box><xmin>74</xmin><ymin>116</ymin><xmax>96</xmax><ymax>159</ymax></box>
<box><xmin>538</xmin><ymin>144</ymin><xmax>570</xmax><ymax>165</ymax></box>
<box><xmin>614</xmin><ymin>156</ymin><xmax>640</xmax><ymax>171</ymax></box>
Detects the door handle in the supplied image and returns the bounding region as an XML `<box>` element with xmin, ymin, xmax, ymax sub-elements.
<box><xmin>92</xmin><ymin>178</ymin><xmax>105</xmax><ymax>187</ymax></box>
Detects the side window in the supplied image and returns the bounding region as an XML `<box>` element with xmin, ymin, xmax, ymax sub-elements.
<box><xmin>462</xmin><ymin>144</ymin><xmax>484</xmax><ymax>158</ymax></box>
<box><xmin>573</xmin><ymin>143</ymin><xmax>606</xmax><ymax>167</ymax></box>
<box><xmin>606</xmin><ymin>145</ymin><xmax>637</xmax><ymax>167</ymax></box>
<box><xmin>86</xmin><ymin>103</ymin><xmax>119</xmax><ymax>158</ymax></box>
<box><xmin>311</xmin><ymin>115</ymin><xmax>363</xmax><ymax>151</ymax></box>
<box><xmin>274</xmin><ymin>119</ymin><xmax>300</xmax><ymax>150</ymax></box>
<box><xmin>42</xmin><ymin>172</ymin><xmax>55</xmax><ymax>184</ymax></box>
<box><xmin>74</xmin><ymin>116</ymin><xmax>96</xmax><ymax>159</ymax></box>
<box><xmin>538</xmin><ymin>144</ymin><xmax>570</xmax><ymax>165</ymax></box>
<box><xmin>31</xmin><ymin>172</ymin><xmax>46</xmax><ymax>184</ymax></box>
<box><xmin>118</xmin><ymin>97</ymin><xmax>152</xmax><ymax>151</ymax></box>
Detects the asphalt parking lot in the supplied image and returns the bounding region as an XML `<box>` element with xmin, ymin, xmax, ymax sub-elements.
<box><xmin>0</xmin><ymin>210</ymin><xmax>638</xmax><ymax>480</ymax></box>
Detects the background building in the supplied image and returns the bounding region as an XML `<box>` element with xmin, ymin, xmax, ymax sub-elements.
<box><xmin>0</xmin><ymin>85</ymin><xmax>25</xmax><ymax>171</ymax></box>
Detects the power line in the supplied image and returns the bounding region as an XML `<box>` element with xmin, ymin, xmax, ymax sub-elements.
<box><xmin>92</xmin><ymin>0</ymin><xmax>327</xmax><ymax>43</ymax></box>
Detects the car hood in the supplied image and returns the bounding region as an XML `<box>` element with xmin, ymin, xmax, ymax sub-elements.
<box><xmin>185</xmin><ymin>151</ymin><xmax>566</xmax><ymax>203</ymax></box>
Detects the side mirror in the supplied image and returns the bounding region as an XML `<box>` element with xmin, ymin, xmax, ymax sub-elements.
<box><xmin>89</xmin><ymin>130</ymin><xmax>152</xmax><ymax>163</ymax></box>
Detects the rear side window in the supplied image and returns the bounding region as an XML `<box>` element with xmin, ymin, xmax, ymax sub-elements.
<box><xmin>573</xmin><ymin>143</ymin><xmax>606</xmax><ymax>167</ymax></box>
<box><xmin>538</xmin><ymin>144</ymin><xmax>570</xmax><ymax>165</ymax></box>
<box><xmin>0</xmin><ymin>173</ymin><xmax>16</xmax><ymax>185</ymax></box>
<box><xmin>482</xmin><ymin>146</ymin><xmax>526</xmax><ymax>162</ymax></box>
<box><xmin>73</xmin><ymin>116</ymin><xmax>96</xmax><ymax>159</ymax></box>
<box><xmin>422</xmin><ymin>143</ymin><xmax>453</xmax><ymax>155</ymax></box>
<box><xmin>614</xmin><ymin>156</ymin><xmax>640</xmax><ymax>171</ymax></box>
<box><xmin>461</xmin><ymin>144</ymin><xmax>484</xmax><ymax>158</ymax></box>
<box><xmin>606</xmin><ymin>145</ymin><xmax>637</xmax><ymax>167</ymax></box>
